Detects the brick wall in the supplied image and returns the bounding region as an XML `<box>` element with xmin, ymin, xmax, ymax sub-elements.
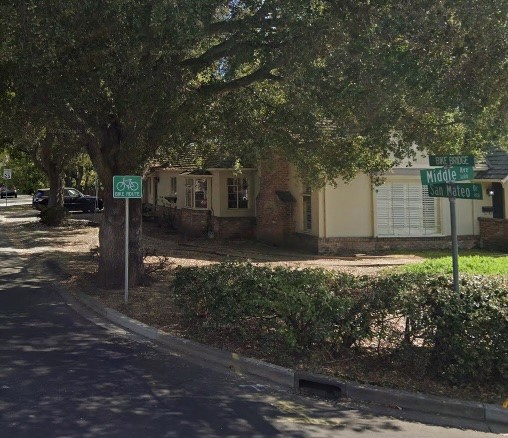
<box><xmin>316</xmin><ymin>235</ymin><xmax>478</xmax><ymax>255</ymax></box>
<box><xmin>479</xmin><ymin>217</ymin><xmax>508</xmax><ymax>251</ymax></box>
<box><xmin>178</xmin><ymin>208</ymin><xmax>210</xmax><ymax>236</ymax></box>
<box><xmin>154</xmin><ymin>205</ymin><xmax>180</xmax><ymax>229</ymax></box>
<box><xmin>211</xmin><ymin>216</ymin><xmax>256</xmax><ymax>239</ymax></box>
<box><xmin>156</xmin><ymin>207</ymin><xmax>256</xmax><ymax>239</ymax></box>
<box><xmin>255</xmin><ymin>156</ymin><xmax>295</xmax><ymax>245</ymax></box>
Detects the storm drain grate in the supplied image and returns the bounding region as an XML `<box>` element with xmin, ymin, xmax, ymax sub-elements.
<box><xmin>298</xmin><ymin>379</ymin><xmax>343</xmax><ymax>400</ymax></box>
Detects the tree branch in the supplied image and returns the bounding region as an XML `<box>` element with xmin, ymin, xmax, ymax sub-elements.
<box><xmin>207</xmin><ymin>2</ymin><xmax>272</xmax><ymax>36</ymax></box>
<box><xmin>196</xmin><ymin>65</ymin><xmax>282</xmax><ymax>97</ymax></box>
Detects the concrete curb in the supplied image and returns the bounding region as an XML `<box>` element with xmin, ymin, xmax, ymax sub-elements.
<box><xmin>65</xmin><ymin>291</ymin><xmax>508</xmax><ymax>434</ymax></box>
<box><xmin>71</xmin><ymin>292</ymin><xmax>294</xmax><ymax>389</ymax></box>
<box><xmin>294</xmin><ymin>371</ymin><xmax>508</xmax><ymax>432</ymax></box>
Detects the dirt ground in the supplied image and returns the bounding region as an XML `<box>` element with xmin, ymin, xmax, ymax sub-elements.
<box><xmin>3</xmin><ymin>206</ymin><xmax>505</xmax><ymax>405</ymax></box>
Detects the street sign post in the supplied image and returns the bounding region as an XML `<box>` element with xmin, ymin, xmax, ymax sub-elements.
<box><xmin>113</xmin><ymin>175</ymin><xmax>143</xmax><ymax>305</ymax></box>
<box><xmin>428</xmin><ymin>155</ymin><xmax>475</xmax><ymax>167</ymax></box>
<box><xmin>422</xmin><ymin>157</ymin><xmax>477</xmax><ymax>293</ymax></box>
<box><xmin>3</xmin><ymin>168</ymin><xmax>12</xmax><ymax>207</ymax></box>
<box><xmin>427</xmin><ymin>183</ymin><xmax>483</xmax><ymax>200</ymax></box>
<box><xmin>420</xmin><ymin>166</ymin><xmax>474</xmax><ymax>185</ymax></box>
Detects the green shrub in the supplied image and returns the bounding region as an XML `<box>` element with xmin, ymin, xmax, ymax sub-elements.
<box><xmin>172</xmin><ymin>263</ymin><xmax>508</xmax><ymax>384</ymax></box>
<box><xmin>40</xmin><ymin>205</ymin><xmax>70</xmax><ymax>226</ymax></box>
<box><xmin>261</xmin><ymin>266</ymin><xmax>339</xmax><ymax>348</ymax></box>
<box><xmin>397</xmin><ymin>275</ymin><xmax>508</xmax><ymax>383</ymax></box>
<box><xmin>172</xmin><ymin>261</ymin><xmax>271</xmax><ymax>341</ymax></box>
<box><xmin>173</xmin><ymin>262</ymin><xmax>341</xmax><ymax>349</ymax></box>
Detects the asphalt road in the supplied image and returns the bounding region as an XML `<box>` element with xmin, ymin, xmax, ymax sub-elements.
<box><xmin>0</xmin><ymin>194</ymin><xmax>33</xmax><ymax>208</ymax></box>
<box><xmin>0</xmin><ymin>209</ymin><xmax>499</xmax><ymax>437</ymax></box>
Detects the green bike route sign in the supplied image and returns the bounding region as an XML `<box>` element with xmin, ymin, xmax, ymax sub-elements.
<box><xmin>113</xmin><ymin>175</ymin><xmax>142</xmax><ymax>199</ymax></box>
<box><xmin>428</xmin><ymin>183</ymin><xmax>483</xmax><ymax>200</ymax></box>
<box><xmin>420</xmin><ymin>166</ymin><xmax>474</xmax><ymax>185</ymax></box>
<box><xmin>113</xmin><ymin>175</ymin><xmax>143</xmax><ymax>305</ymax></box>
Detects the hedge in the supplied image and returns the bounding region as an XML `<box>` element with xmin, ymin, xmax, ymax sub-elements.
<box><xmin>172</xmin><ymin>262</ymin><xmax>507</xmax><ymax>383</ymax></box>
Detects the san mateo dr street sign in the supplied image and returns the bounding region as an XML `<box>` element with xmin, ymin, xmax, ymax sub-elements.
<box><xmin>420</xmin><ymin>166</ymin><xmax>474</xmax><ymax>185</ymax></box>
<box><xmin>428</xmin><ymin>183</ymin><xmax>483</xmax><ymax>200</ymax></box>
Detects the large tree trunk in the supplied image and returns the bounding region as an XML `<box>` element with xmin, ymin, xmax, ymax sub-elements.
<box><xmin>98</xmin><ymin>183</ymin><xmax>145</xmax><ymax>288</ymax></box>
<box><xmin>85</xmin><ymin>120</ymin><xmax>146</xmax><ymax>289</ymax></box>
<box><xmin>38</xmin><ymin>135</ymin><xmax>65</xmax><ymax>208</ymax></box>
<box><xmin>46</xmin><ymin>163</ymin><xmax>64</xmax><ymax>208</ymax></box>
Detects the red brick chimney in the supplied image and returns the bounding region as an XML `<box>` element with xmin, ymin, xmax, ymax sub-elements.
<box><xmin>256</xmin><ymin>156</ymin><xmax>296</xmax><ymax>245</ymax></box>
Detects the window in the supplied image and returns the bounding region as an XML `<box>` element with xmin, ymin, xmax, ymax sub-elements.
<box><xmin>303</xmin><ymin>185</ymin><xmax>312</xmax><ymax>231</ymax></box>
<box><xmin>66</xmin><ymin>188</ymin><xmax>80</xmax><ymax>197</ymax></box>
<box><xmin>169</xmin><ymin>177</ymin><xmax>177</xmax><ymax>196</ymax></box>
<box><xmin>185</xmin><ymin>178</ymin><xmax>208</xmax><ymax>209</ymax></box>
<box><xmin>227</xmin><ymin>178</ymin><xmax>248</xmax><ymax>209</ymax></box>
<box><xmin>376</xmin><ymin>183</ymin><xmax>440</xmax><ymax>236</ymax></box>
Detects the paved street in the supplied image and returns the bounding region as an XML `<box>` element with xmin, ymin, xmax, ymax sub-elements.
<box><xmin>0</xmin><ymin>194</ymin><xmax>33</xmax><ymax>208</ymax></box>
<box><xmin>0</xmin><ymin>211</ymin><xmax>499</xmax><ymax>437</ymax></box>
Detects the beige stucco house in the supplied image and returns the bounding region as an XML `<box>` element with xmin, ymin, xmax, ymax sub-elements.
<box><xmin>144</xmin><ymin>150</ymin><xmax>508</xmax><ymax>253</ymax></box>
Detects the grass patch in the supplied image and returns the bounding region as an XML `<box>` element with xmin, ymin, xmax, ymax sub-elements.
<box><xmin>396</xmin><ymin>250</ymin><xmax>508</xmax><ymax>276</ymax></box>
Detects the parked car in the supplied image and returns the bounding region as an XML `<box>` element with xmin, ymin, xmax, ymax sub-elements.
<box><xmin>32</xmin><ymin>188</ymin><xmax>104</xmax><ymax>212</ymax></box>
<box><xmin>0</xmin><ymin>185</ymin><xmax>17</xmax><ymax>198</ymax></box>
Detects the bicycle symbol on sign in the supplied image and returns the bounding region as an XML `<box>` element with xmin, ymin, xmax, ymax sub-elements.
<box><xmin>116</xmin><ymin>177</ymin><xmax>139</xmax><ymax>192</ymax></box>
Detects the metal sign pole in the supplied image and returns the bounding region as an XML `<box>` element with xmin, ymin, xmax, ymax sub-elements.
<box><xmin>113</xmin><ymin>174</ymin><xmax>142</xmax><ymax>305</ymax></box>
<box><xmin>125</xmin><ymin>198</ymin><xmax>129</xmax><ymax>305</ymax></box>
<box><xmin>449</xmin><ymin>194</ymin><xmax>459</xmax><ymax>292</ymax></box>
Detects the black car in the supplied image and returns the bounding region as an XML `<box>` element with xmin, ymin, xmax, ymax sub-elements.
<box><xmin>32</xmin><ymin>188</ymin><xmax>103</xmax><ymax>212</ymax></box>
<box><xmin>0</xmin><ymin>185</ymin><xmax>17</xmax><ymax>198</ymax></box>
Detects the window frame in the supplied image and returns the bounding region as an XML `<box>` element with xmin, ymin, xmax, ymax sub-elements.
<box><xmin>184</xmin><ymin>177</ymin><xmax>210</xmax><ymax>209</ymax></box>
<box><xmin>302</xmin><ymin>185</ymin><xmax>312</xmax><ymax>232</ymax></box>
<box><xmin>227</xmin><ymin>177</ymin><xmax>249</xmax><ymax>209</ymax></box>
<box><xmin>375</xmin><ymin>182</ymin><xmax>441</xmax><ymax>237</ymax></box>
<box><xmin>169</xmin><ymin>177</ymin><xmax>177</xmax><ymax>196</ymax></box>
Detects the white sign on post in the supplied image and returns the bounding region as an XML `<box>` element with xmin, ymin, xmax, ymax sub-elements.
<box><xmin>3</xmin><ymin>169</ymin><xmax>12</xmax><ymax>179</ymax></box>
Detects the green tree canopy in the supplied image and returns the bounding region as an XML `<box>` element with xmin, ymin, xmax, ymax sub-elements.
<box><xmin>2</xmin><ymin>0</ymin><xmax>507</xmax><ymax>286</ymax></box>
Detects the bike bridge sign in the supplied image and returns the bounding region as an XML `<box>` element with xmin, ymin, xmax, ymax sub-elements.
<box><xmin>113</xmin><ymin>175</ymin><xmax>142</xmax><ymax>199</ymax></box>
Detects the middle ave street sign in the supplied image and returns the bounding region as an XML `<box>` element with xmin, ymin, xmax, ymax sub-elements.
<box><xmin>420</xmin><ymin>166</ymin><xmax>474</xmax><ymax>185</ymax></box>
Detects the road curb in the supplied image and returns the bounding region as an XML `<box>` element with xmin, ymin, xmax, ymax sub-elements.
<box><xmin>66</xmin><ymin>291</ymin><xmax>508</xmax><ymax>433</ymax></box>
<box><xmin>72</xmin><ymin>292</ymin><xmax>294</xmax><ymax>389</ymax></box>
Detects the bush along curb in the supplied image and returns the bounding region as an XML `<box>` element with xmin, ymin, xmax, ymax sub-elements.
<box><xmin>63</xmin><ymin>291</ymin><xmax>508</xmax><ymax>434</ymax></box>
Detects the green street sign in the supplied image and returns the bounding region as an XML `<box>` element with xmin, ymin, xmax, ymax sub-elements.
<box><xmin>420</xmin><ymin>166</ymin><xmax>473</xmax><ymax>185</ymax></box>
<box><xmin>429</xmin><ymin>155</ymin><xmax>475</xmax><ymax>167</ymax></box>
<box><xmin>113</xmin><ymin>175</ymin><xmax>142</xmax><ymax>199</ymax></box>
<box><xmin>428</xmin><ymin>183</ymin><xmax>483</xmax><ymax>200</ymax></box>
